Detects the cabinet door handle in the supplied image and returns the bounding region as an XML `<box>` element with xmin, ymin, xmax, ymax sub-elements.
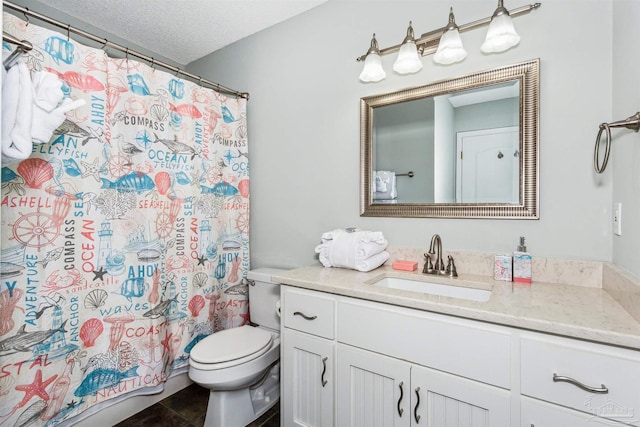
<box><xmin>553</xmin><ymin>373</ymin><xmax>609</xmax><ymax>394</ymax></box>
<box><xmin>414</xmin><ymin>387</ymin><xmax>421</xmax><ymax>423</ymax></box>
<box><xmin>293</xmin><ymin>311</ymin><xmax>317</xmax><ymax>320</ymax></box>
<box><xmin>397</xmin><ymin>381</ymin><xmax>404</xmax><ymax>417</ymax></box>
<box><xmin>321</xmin><ymin>357</ymin><xmax>328</xmax><ymax>387</ymax></box>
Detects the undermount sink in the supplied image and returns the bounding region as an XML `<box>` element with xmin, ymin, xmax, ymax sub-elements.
<box><xmin>371</xmin><ymin>276</ymin><xmax>491</xmax><ymax>302</ymax></box>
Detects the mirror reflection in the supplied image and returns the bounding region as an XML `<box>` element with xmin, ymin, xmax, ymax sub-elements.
<box><xmin>360</xmin><ymin>59</ymin><xmax>539</xmax><ymax>219</ymax></box>
<box><xmin>374</xmin><ymin>82</ymin><xmax>519</xmax><ymax>204</ymax></box>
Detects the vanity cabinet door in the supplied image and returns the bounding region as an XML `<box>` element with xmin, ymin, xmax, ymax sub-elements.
<box><xmin>336</xmin><ymin>344</ymin><xmax>411</xmax><ymax>427</ymax></box>
<box><xmin>282</xmin><ymin>329</ymin><xmax>334</xmax><ymax>427</ymax></box>
<box><xmin>411</xmin><ymin>365</ymin><xmax>511</xmax><ymax>427</ymax></box>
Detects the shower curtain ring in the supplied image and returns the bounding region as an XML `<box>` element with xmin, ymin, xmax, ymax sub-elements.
<box><xmin>67</xmin><ymin>24</ymin><xmax>71</xmax><ymax>41</ymax></box>
<box><xmin>102</xmin><ymin>38</ymin><xmax>108</xmax><ymax>51</ymax></box>
<box><xmin>150</xmin><ymin>57</ymin><xmax>155</xmax><ymax>70</ymax></box>
<box><xmin>24</xmin><ymin>8</ymin><xmax>30</xmax><ymax>26</ymax></box>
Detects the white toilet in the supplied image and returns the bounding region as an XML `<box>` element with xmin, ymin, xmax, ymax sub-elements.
<box><xmin>188</xmin><ymin>268</ymin><xmax>284</xmax><ymax>427</ymax></box>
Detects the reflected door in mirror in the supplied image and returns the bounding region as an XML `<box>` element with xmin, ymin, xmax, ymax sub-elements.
<box><xmin>456</xmin><ymin>127</ymin><xmax>519</xmax><ymax>203</ymax></box>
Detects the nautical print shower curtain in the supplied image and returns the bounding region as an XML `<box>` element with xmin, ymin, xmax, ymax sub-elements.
<box><xmin>0</xmin><ymin>13</ymin><xmax>250</xmax><ymax>426</ymax></box>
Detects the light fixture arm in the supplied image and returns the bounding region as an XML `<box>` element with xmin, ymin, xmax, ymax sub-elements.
<box><xmin>356</xmin><ymin>2</ymin><xmax>541</xmax><ymax>62</ymax></box>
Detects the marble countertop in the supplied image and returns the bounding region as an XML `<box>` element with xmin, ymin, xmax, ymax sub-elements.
<box><xmin>272</xmin><ymin>264</ymin><xmax>640</xmax><ymax>350</ymax></box>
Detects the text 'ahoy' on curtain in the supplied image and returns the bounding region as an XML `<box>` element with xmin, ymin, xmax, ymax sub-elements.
<box><xmin>0</xmin><ymin>12</ymin><xmax>250</xmax><ymax>426</ymax></box>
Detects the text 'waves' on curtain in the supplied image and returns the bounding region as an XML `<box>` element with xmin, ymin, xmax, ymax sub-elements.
<box><xmin>0</xmin><ymin>12</ymin><xmax>250</xmax><ymax>427</ymax></box>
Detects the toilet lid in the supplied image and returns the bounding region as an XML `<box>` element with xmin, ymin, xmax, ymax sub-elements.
<box><xmin>190</xmin><ymin>325</ymin><xmax>273</xmax><ymax>364</ymax></box>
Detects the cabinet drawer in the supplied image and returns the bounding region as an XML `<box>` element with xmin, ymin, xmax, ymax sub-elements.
<box><xmin>282</xmin><ymin>287</ymin><xmax>335</xmax><ymax>339</ymax></box>
<box><xmin>521</xmin><ymin>332</ymin><xmax>640</xmax><ymax>426</ymax></box>
<box><xmin>521</xmin><ymin>396</ymin><xmax>632</xmax><ymax>426</ymax></box>
<box><xmin>337</xmin><ymin>299</ymin><xmax>511</xmax><ymax>388</ymax></box>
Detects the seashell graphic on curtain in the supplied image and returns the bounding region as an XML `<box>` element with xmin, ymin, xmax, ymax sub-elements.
<box><xmin>0</xmin><ymin>12</ymin><xmax>250</xmax><ymax>426</ymax></box>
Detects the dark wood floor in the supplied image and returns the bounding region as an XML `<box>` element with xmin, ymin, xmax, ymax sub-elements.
<box><xmin>114</xmin><ymin>383</ymin><xmax>279</xmax><ymax>427</ymax></box>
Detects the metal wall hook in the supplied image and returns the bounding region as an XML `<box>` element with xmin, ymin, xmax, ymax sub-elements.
<box><xmin>594</xmin><ymin>112</ymin><xmax>640</xmax><ymax>174</ymax></box>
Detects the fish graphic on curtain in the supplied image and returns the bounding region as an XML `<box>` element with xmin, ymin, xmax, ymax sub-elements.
<box><xmin>0</xmin><ymin>12</ymin><xmax>250</xmax><ymax>426</ymax></box>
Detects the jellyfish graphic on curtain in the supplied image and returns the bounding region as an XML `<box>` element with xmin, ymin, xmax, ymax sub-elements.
<box><xmin>0</xmin><ymin>12</ymin><xmax>250</xmax><ymax>426</ymax></box>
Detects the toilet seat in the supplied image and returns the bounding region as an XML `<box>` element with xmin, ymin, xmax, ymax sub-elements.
<box><xmin>190</xmin><ymin>325</ymin><xmax>274</xmax><ymax>369</ymax></box>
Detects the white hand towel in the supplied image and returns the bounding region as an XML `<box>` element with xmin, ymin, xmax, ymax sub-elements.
<box><xmin>32</xmin><ymin>98</ymin><xmax>86</xmax><ymax>144</ymax></box>
<box><xmin>32</xmin><ymin>71</ymin><xmax>64</xmax><ymax>111</ymax></box>
<box><xmin>2</xmin><ymin>62</ymin><xmax>33</xmax><ymax>164</ymax></box>
<box><xmin>373</xmin><ymin>171</ymin><xmax>397</xmax><ymax>200</ymax></box>
<box><xmin>31</xmin><ymin>71</ymin><xmax>86</xmax><ymax>144</ymax></box>
<box><xmin>374</xmin><ymin>171</ymin><xmax>388</xmax><ymax>192</ymax></box>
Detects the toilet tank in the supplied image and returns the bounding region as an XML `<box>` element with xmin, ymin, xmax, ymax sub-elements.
<box><xmin>247</xmin><ymin>268</ymin><xmax>286</xmax><ymax>331</ymax></box>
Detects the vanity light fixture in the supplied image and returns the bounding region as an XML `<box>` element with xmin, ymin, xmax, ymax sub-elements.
<box><xmin>433</xmin><ymin>8</ymin><xmax>467</xmax><ymax>65</ymax></box>
<box><xmin>359</xmin><ymin>34</ymin><xmax>386</xmax><ymax>83</ymax></box>
<box><xmin>392</xmin><ymin>21</ymin><xmax>423</xmax><ymax>74</ymax></box>
<box><xmin>357</xmin><ymin>1</ymin><xmax>541</xmax><ymax>83</ymax></box>
<box><xmin>481</xmin><ymin>0</ymin><xmax>521</xmax><ymax>53</ymax></box>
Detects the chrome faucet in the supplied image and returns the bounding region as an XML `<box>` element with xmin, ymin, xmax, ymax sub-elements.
<box><xmin>423</xmin><ymin>234</ymin><xmax>457</xmax><ymax>277</ymax></box>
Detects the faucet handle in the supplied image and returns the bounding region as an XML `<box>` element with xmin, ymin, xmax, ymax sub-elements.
<box><xmin>423</xmin><ymin>253</ymin><xmax>433</xmax><ymax>274</ymax></box>
<box><xmin>446</xmin><ymin>255</ymin><xmax>458</xmax><ymax>278</ymax></box>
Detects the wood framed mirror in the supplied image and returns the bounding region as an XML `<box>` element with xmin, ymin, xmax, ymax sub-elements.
<box><xmin>360</xmin><ymin>59</ymin><xmax>539</xmax><ymax>219</ymax></box>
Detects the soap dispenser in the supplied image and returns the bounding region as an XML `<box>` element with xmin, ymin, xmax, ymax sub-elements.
<box><xmin>513</xmin><ymin>236</ymin><xmax>532</xmax><ymax>283</ymax></box>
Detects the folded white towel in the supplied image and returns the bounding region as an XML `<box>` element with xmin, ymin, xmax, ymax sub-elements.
<box><xmin>2</xmin><ymin>61</ymin><xmax>33</xmax><ymax>164</ymax></box>
<box><xmin>354</xmin><ymin>250</ymin><xmax>390</xmax><ymax>272</ymax></box>
<box><xmin>315</xmin><ymin>228</ymin><xmax>389</xmax><ymax>272</ymax></box>
<box><xmin>373</xmin><ymin>171</ymin><xmax>397</xmax><ymax>200</ymax></box>
<box><xmin>320</xmin><ymin>228</ymin><xmax>386</xmax><ymax>245</ymax></box>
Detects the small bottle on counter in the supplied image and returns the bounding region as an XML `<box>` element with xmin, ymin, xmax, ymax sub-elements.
<box><xmin>513</xmin><ymin>236</ymin><xmax>532</xmax><ymax>284</ymax></box>
<box><xmin>494</xmin><ymin>254</ymin><xmax>512</xmax><ymax>281</ymax></box>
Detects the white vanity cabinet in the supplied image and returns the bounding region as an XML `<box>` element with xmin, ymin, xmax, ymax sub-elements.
<box><xmin>521</xmin><ymin>397</ymin><xmax>631</xmax><ymax>426</ymax></box>
<box><xmin>280</xmin><ymin>284</ymin><xmax>640</xmax><ymax>427</ymax></box>
<box><xmin>336</xmin><ymin>344</ymin><xmax>510</xmax><ymax>427</ymax></box>
<box><xmin>520</xmin><ymin>331</ymin><xmax>640</xmax><ymax>427</ymax></box>
<box><xmin>281</xmin><ymin>287</ymin><xmax>336</xmax><ymax>427</ymax></box>
<box><xmin>335</xmin><ymin>298</ymin><xmax>512</xmax><ymax>427</ymax></box>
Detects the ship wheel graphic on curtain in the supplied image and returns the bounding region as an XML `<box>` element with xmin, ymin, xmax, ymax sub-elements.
<box><xmin>11</xmin><ymin>193</ymin><xmax>75</xmax><ymax>249</ymax></box>
<box><xmin>155</xmin><ymin>199</ymin><xmax>183</xmax><ymax>238</ymax></box>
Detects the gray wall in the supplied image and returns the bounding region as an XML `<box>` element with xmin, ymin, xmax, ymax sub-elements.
<box><xmin>612</xmin><ymin>1</ymin><xmax>640</xmax><ymax>278</ymax></box>
<box><xmin>187</xmin><ymin>0</ymin><xmax>616</xmax><ymax>270</ymax></box>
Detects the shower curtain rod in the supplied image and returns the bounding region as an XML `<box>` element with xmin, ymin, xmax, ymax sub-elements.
<box><xmin>3</xmin><ymin>1</ymin><xmax>249</xmax><ymax>99</ymax></box>
<box><xmin>2</xmin><ymin>30</ymin><xmax>32</xmax><ymax>69</ymax></box>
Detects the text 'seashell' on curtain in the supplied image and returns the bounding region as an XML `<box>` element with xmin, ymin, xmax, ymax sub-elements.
<box><xmin>0</xmin><ymin>12</ymin><xmax>250</xmax><ymax>426</ymax></box>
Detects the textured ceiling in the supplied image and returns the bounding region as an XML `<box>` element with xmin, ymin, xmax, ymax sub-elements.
<box><xmin>27</xmin><ymin>0</ymin><xmax>327</xmax><ymax>65</ymax></box>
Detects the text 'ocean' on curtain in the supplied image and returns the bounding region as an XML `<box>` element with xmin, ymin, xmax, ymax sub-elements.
<box><xmin>0</xmin><ymin>13</ymin><xmax>250</xmax><ymax>426</ymax></box>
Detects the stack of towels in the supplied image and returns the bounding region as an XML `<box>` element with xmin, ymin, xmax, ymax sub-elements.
<box><xmin>1</xmin><ymin>58</ymin><xmax>85</xmax><ymax>164</ymax></box>
<box><xmin>373</xmin><ymin>171</ymin><xmax>397</xmax><ymax>202</ymax></box>
<box><xmin>315</xmin><ymin>228</ymin><xmax>390</xmax><ymax>272</ymax></box>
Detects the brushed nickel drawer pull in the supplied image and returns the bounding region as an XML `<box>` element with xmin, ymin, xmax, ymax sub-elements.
<box><xmin>397</xmin><ymin>381</ymin><xmax>404</xmax><ymax>417</ymax></box>
<box><xmin>553</xmin><ymin>373</ymin><xmax>609</xmax><ymax>394</ymax></box>
<box><xmin>293</xmin><ymin>311</ymin><xmax>317</xmax><ymax>320</ymax></box>
<box><xmin>321</xmin><ymin>357</ymin><xmax>328</xmax><ymax>387</ymax></box>
<box><xmin>414</xmin><ymin>387</ymin><xmax>421</xmax><ymax>423</ymax></box>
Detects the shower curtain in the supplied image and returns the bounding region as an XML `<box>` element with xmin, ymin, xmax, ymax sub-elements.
<box><xmin>0</xmin><ymin>13</ymin><xmax>250</xmax><ymax>426</ymax></box>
